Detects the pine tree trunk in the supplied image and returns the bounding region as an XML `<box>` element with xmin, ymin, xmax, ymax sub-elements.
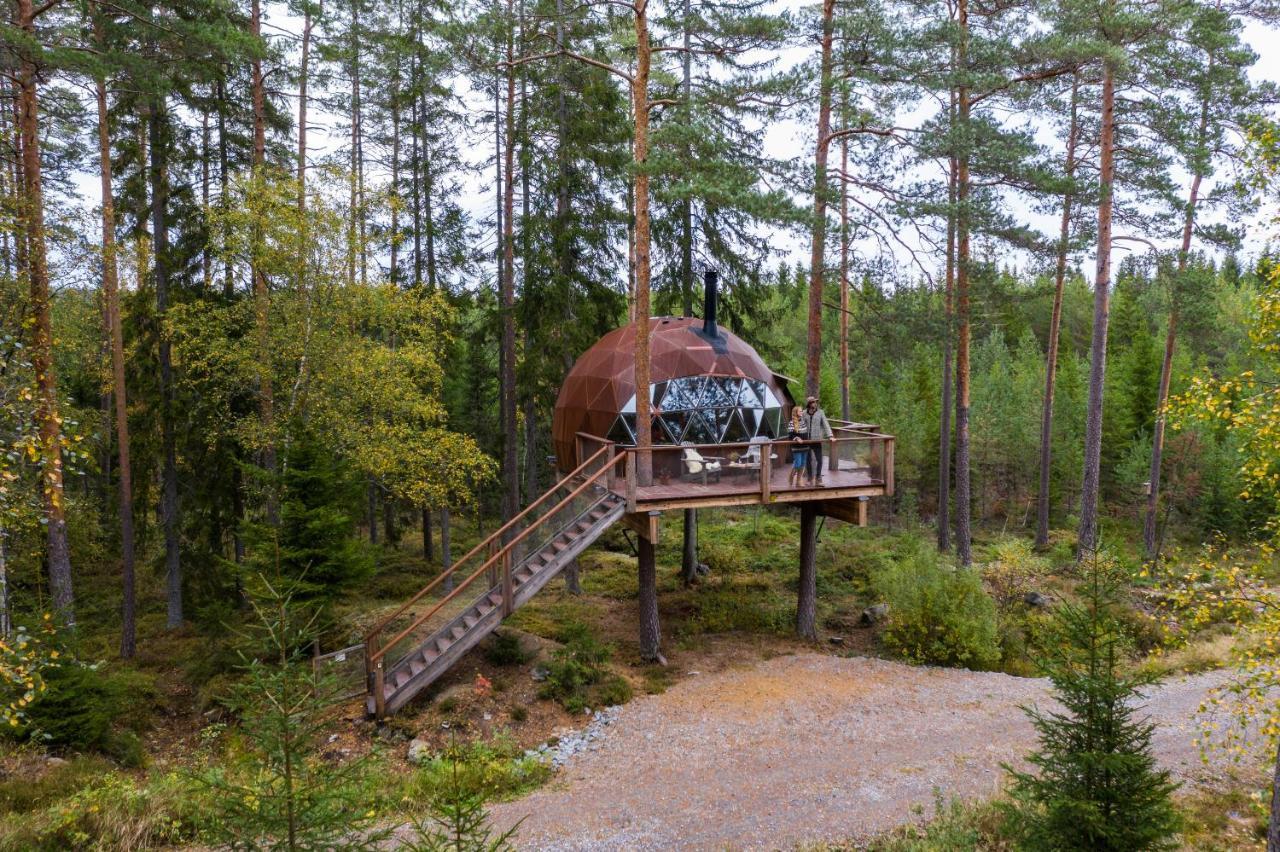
<box><xmin>954</xmin><ymin>0</ymin><xmax>973</xmax><ymax>567</ymax></box>
<box><xmin>633</xmin><ymin>0</ymin><xmax>653</xmax><ymax>482</ymax></box>
<box><xmin>216</xmin><ymin>78</ymin><xmax>233</xmax><ymax>298</ymax></box>
<box><xmin>680</xmin><ymin>0</ymin><xmax>694</xmax><ymax>319</ymax></box>
<box><xmin>564</xmin><ymin>557</ymin><xmax>582</xmax><ymax>594</ymax></box>
<box><xmin>797</xmin><ymin>503</ymin><xmax>818</xmax><ymax>639</ymax></box>
<box><xmin>15</xmin><ymin>6</ymin><xmax>74</xmax><ymax>623</ymax></box>
<box><xmin>805</xmin><ymin>0</ymin><xmax>835</xmax><ymax>401</ymax></box>
<box><xmin>500</xmin><ymin>0</ymin><xmax>519</xmax><ymax>522</ymax></box>
<box><xmin>93</xmin><ymin>17</ymin><xmax>136</xmax><ymax>655</ymax></box>
<box><xmin>251</xmin><ymin>0</ymin><xmax>277</xmax><ymax>527</ymax></box>
<box><xmin>938</xmin><ymin>152</ymin><xmax>955</xmax><ymax>552</ymax></box>
<box><xmin>422</xmin><ymin>506</ymin><xmax>433</xmax><ymax>560</ymax></box>
<box><xmin>1144</xmin><ymin>94</ymin><xmax>1208</xmax><ymax>560</ymax></box>
<box><xmin>839</xmin><ymin>88</ymin><xmax>850</xmax><ymax>423</ymax></box>
<box><xmin>1036</xmin><ymin>76</ymin><xmax>1080</xmax><ymax>550</ymax></box>
<box><xmin>298</xmin><ymin>1</ymin><xmax>314</xmax><ymax>204</ymax></box>
<box><xmin>149</xmin><ymin>105</ymin><xmax>182</xmax><ymax>627</ymax></box>
<box><xmin>440</xmin><ymin>507</ymin><xmax>453</xmax><ymax>593</ymax></box>
<box><xmin>1078</xmin><ymin>60</ymin><xmax>1116</xmax><ymax>557</ymax></box>
<box><xmin>201</xmin><ymin>109</ymin><xmax>211</xmax><ymax>289</ymax></box>
<box><xmin>638</xmin><ymin>535</ymin><xmax>660</xmax><ymax>661</ymax></box>
<box><xmin>383</xmin><ymin>492</ymin><xmax>397</xmax><ymax>546</ymax></box>
<box><xmin>1269</xmin><ymin>736</ymin><xmax>1280</xmax><ymax>852</ymax></box>
<box><xmin>681</xmin><ymin>508</ymin><xmax>698</xmax><ymax>586</ymax></box>
<box><xmin>367</xmin><ymin>480</ymin><xmax>378</xmax><ymax>544</ymax></box>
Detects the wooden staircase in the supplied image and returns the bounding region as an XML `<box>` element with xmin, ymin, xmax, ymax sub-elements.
<box><xmin>363</xmin><ymin>444</ymin><xmax>623</xmax><ymax>717</ymax></box>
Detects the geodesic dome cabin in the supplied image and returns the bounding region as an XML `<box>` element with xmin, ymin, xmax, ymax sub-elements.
<box><xmin>551</xmin><ymin>272</ymin><xmax>794</xmax><ymax>473</ymax></box>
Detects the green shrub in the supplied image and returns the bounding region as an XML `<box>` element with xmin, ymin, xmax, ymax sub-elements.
<box><xmin>537</xmin><ymin>623</ymin><xmax>628</xmax><ymax>712</ymax></box>
<box><xmin>23</xmin><ymin>664</ymin><xmax>153</xmax><ymax>754</ymax></box>
<box><xmin>0</xmin><ymin>771</ymin><xmax>207</xmax><ymax>852</ymax></box>
<box><xmin>872</xmin><ymin>544</ymin><xmax>1001</xmax><ymax>670</ymax></box>
<box><xmin>981</xmin><ymin>538</ymin><xmax>1050</xmax><ymax>610</ymax></box>
<box><xmin>483</xmin><ymin>631</ymin><xmax>533</xmax><ymax>667</ymax></box>
<box><xmin>403</xmin><ymin>737</ymin><xmax>550</xmax><ymax>804</ymax></box>
<box><xmin>0</xmin><ymin>754</ymin><xmax>113</xmax><ymax>816</ymax></box>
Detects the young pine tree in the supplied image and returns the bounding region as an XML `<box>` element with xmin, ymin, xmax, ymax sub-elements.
<box><xmin>1003</xmin><ymin>554</ymin><xmax>1180</xmax><ymax>851</ymax></box>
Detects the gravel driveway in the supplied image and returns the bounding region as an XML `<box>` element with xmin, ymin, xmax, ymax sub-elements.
<box><xmin>486</xmin><ymin>654</ymin><xmax>1251</xmax><ymax>851</ymax></box>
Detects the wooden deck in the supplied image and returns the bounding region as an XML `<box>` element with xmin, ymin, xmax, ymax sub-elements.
<box><xmin>621</xmin><ymin>465</ymin><xmax>887</xmax><ymax>512</ymax></box>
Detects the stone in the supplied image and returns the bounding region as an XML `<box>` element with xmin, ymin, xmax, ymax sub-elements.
<box><xmin>828</xmin><ymin>636</ymin><xmax>845</xmax><ymax>646</ymax></box>
<box><xmin>406</xmin><ymin>738</ymin><xmax>432</xmax><ymax>765</ymax></box>
<box><xmin>859</xmin><ymin>603</ymin><xmax>889</xmax><ymax>627</ymax></box>
<box><xmin>1024</xmin><ymin>591</ymin><xmax>1050</xmax><ymax>608</ymax></box>
<box><xmin>695</xmin><ymin>562</ymin><xmax>711</xmax><ymax>577</ymax></box>
<box><xmin>531</xmin><ymin>665</ymin><xmax>550</xmax><ymax>682</ymax></box>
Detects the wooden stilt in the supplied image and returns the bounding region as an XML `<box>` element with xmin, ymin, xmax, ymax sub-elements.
<box><xmin>638</xmin><ymin>534</ymin><xmax>663</xmax><ymax>663</ymax></box>
<box><xmin>797</xmin><ymin>502</ymin><xmax>818</xmax><ymax>640</ymax></box>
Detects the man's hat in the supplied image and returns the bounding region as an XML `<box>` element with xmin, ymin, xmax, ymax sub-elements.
<box><xmin>806</xmin><ymin>396</ymin><xmax>818</xmax><ymax>405</ymax></box>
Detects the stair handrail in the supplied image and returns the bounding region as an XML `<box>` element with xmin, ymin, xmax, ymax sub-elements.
<box><xmin>363</xmin><ymin>442</ymin><xmax>614</xmax><ymax>657</ymax></box>
<box><xmin>365</xmin><ymin>445</ymin><xmax>619</xmax><ymax>714</ymax></box>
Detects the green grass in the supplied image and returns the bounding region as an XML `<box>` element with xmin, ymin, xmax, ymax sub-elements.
<box><xmin>396</xmin><ymin>736</ymin><xmax>552</xmax><ymax>806</ymax></box>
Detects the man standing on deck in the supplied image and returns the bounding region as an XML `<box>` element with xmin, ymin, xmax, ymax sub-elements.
<box><xmin>801</xmin><ymin>396</ymin><xmax>832</xmax><ymax>485</ymax></box>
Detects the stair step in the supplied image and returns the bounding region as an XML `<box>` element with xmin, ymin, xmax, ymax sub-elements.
<box><xmin>409</xmin><ymin>659</ymin><xmax>425</xmax><ymax>677</ymax></box>
<box><xmin>463</xmin><ymin>615</ymin><xmax>478</xmax><ymax>629</ymax></box>
<box><xmin>394</xmin><ymin>670</ymin><xmax>410</xmax><ymax>688</ymax></box>
<box><xmin>451</xmin><ymin>626</ymin><xmax>466</xmax><ymax>640</ymax></box>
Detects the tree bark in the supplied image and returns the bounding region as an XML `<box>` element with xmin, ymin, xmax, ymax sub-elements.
<box><xmin>500</xmin><ymin>0</ymin><xmax>519</xmax><ymax>522</ymax></box>
<box><xmin>839</xmin><ymin>87</ymin><xmax>850</xmax><ymax>423</ymax></box>
<box><xmin>1144</xmin><ymin>92</ymin><xmax>1208</xmax><ymax>560</ymax></box>
<box><xmin>94</xmin><ymin>15</ymin><xmax>136</xmax><ymax>655</ymax></box>
<box><xmin>638</xmin><ymin>535</ymin><xmax>660</xmax><ymax>661</ymax></box>
<box><xmin>148</xmin><ymin>104</ymin><xmax>181</xmax><ymax>627</ymax></box>
<box><xmin>681</xmin><ymin>507</ymin><xmax>698</xmax><ymax>586</ymax></box>
<box><xmin>938</xmin><ymin>152</ymin><xmax>955</xmax><ymax>552</ymax></box>
<box><xmin>440</xmin><ymin>507</ymin><xmax>453</xmax><ymax>593</ymax></box>
<box><xmin>805</xmin><ymin>0</ymin><xmax>835</xmax><ymax>401</ymax></box>
<box><xmin>797</xmin><ymin>503</ymin><xmax>818</xmax><ymax>639</ymax></box>
<box><xmin>680</xmin><ymin>0</ymin><xmax>694</xmax><ymax>319</ymax></box>
<box><xmin>14</xmin><ymin>7</ymin><xmax>73</xmax><ymax>622</ymax></box>
<box><xmin>251</xmin><ymin>0</ymin><xmax>276</xmax><ymax>525</ymax></box>
<box><xmin>1078</xmin><ymin>60</ymin><xmax>1116</xmax><ymax>556</ymax></box>
<box><xmin>633</xmin><ymin>0</ymin><xmax>653</xmax><ymax>481</ymax></box>
<box><xmin>422</xmin><ymin>506</ymin><xmax>433</xmax><ymax>560</ymax></box>
<box><xmin>954</xmin><ymin>0</ymin><xmax>973</xmax><ymax>567</ymax></box>
<box><xmin>1036</xmin><ymin>77</ymin><xmax>1080</xmax><ymax>550</ymax></box>
<box><xmin>298</xmin><ymin>0</ymin><xmax>315</xmax><ymax>204</ymax></box>
<box><xmin>216</xmin><ymin>77</ymin><xmax>233</xmax><ymax>298</ymax></box>
<box><xmin>1269</xmin><ymin>736</ymin><xmax>1280</xmax><ymax>852</ymax></box>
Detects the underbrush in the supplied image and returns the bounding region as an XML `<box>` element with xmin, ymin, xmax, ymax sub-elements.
<box><xmin>398</xmin><ymin>736</ymin><xmax>551</xmax><ymax>805</ymax></box>
<box><xmin>536</xmin><ymin>622</ymin><xmax>632</xmax><ymax>713</ymax></box>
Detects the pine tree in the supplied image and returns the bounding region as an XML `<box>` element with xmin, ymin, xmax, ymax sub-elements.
<box><xmin>1004</xmin><ymin>554</ymin><xmax>1181</xmax><ymax>851</ymax></box>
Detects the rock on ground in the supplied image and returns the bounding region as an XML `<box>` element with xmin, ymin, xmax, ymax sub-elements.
<box><xmin>485</xmin><ymin>654</ymin><xmax>1253</xmax><ymax>851</ymax></box>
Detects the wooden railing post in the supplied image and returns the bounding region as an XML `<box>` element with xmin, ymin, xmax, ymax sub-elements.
<box><xmin>364</xmin><ymin>635</ymin><xmax>376</xmax><ymax>692</ymax></box>
<box><xmin>760</xmin><ymin>449</ymin><xmax>771</xmax><ymax>502</ymax></box>
<box><xmin>501</xmin><ymin>549</ymin><xmax>514</xmax><ymax>616</ymax></box>
<box><xmin>373</xmin><ymin>660</ymin><xmax>386</xmax><ymax>718</ymax></box>
<box><xmin>625</xmin><ymin>451</ymin><xmax>637</xmax><ymax>513</ymax></box>
<box><xmin>830</xmin><ymin>437</ymin><xmax>839</xmax><ymax>472</ymax></box>
<box><xmin>885</xmin><ymin>437</ymin><xmax>895</xmax><ymax>496</ymax></box>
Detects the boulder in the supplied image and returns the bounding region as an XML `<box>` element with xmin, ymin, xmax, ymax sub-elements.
<box><xmin>1024</xmin><ymin>591</ymin><xmax>1050</xmax><ymax>608</ymax></box>
<box><xmin>859</xmin><ymin>603</ymin><xmax>889</xmax><ymax>627</ymax></box>
<box><xmin>406</xmin><ymin>738</ymin><xmax>432</xmax><ymax>765</ymax></box>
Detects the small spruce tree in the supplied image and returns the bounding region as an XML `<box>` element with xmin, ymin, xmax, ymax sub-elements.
<box><xmin>1003</xmin><ymin>553</ymin><xmax>1181</xmax><ymax>851</ymax></box>
<box><xmin>200</xmin><ymin>573</ymin><xmax>387</xmax><ymax>850</ymax></box>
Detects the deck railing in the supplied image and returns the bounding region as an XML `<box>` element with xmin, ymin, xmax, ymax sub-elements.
<box><xmin>603</xmin><ymin>432</ymin><xmax>893</xmax><ymax>510</ymax></box>
<box><xmin>363</xmin><ymin>442</ymin><xmax>618</xmax><ymax>716</ymax></box>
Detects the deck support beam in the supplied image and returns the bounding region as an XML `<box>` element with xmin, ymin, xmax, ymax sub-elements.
<box><xmin>681</xmin><ymin>508</ymin><xmax>698</xmax><ymax>586</ymax></box>
<box><xmin>638</xmin><ymin>533</ymin><xmax>662</xmax><ymax>662</ymax></box>
<box><xmin>797</xmin><ymin>503</ymin><xmax>818</xmax><ymax>640</ymax></box>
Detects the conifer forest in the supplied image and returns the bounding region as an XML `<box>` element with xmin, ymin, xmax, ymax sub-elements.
<box><xmin>3</xmin><ymin>0</ymin><xmax>1280</xmax><ymax>846</ymax></box>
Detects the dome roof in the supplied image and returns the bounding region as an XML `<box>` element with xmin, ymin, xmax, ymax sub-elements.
<box><xmin>552</xmin><ymin>317</ymin><xmax>793</xmax><ymax>471</ymax></box>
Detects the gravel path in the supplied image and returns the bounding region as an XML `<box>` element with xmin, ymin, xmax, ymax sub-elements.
<box><xmin>487</xmin><ymin>654</ymin><xmax>1250</xmax><ymax>851</ymax></box>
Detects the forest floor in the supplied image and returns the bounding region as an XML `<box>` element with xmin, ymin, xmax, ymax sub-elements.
<box><xmin>471</xmin><ymin>653</ymin><xmax>1261</xmax><ymax>851</ymax></box>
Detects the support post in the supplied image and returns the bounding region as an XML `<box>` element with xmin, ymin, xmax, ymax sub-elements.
<box><xmin>681</xmin><ymin>507</ymin><xmax>698</xmax><ymax>586</ymax></box>
<box><xmin>638</xmin><ymin>534</ymin><xmax>661</xmax><ymax>662</ymax></box>
<box><xmin>501</xmin><ymin>549</ymin><xmax>513</xmax><ymax>616</ymax></box>
<box><xmin>626</xmin><ymin>450</ymin><xmax>638</xmax><ymax>513</ymax></box>
<box><xmin>760</xmin><ymin>450</ymin><xmax>772</xmax><ymax>501</ymax></box>
<box><xmin>797</xmin><ymin>502</ymin><xmax>818</xmax><ymax>640</ymax></box>
<box><xmin>373</xmin><ymin>659</ymin><xmax>386</xmax><ymax>718</ymax></box>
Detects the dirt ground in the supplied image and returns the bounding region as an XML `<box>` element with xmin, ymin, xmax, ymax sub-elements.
<box><xmin>482</xmin><ymin>654</ymin><xmax>1258</xmax><ymax>851</ymax></box>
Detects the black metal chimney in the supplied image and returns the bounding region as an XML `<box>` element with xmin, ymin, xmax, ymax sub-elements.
<box><xmin>702</xmin><ymin>268</ymin><xmax>719</xmax><ymax>338</ymax></box>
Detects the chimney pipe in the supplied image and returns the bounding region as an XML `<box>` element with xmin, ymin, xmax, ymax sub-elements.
<box><xmin>703</xmin><ymin>268</ymin><xmax>719</xmax><ymax>338</ymax></box>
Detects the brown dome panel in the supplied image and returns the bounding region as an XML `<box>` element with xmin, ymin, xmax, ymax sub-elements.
<box><xmin>552</xmin><ymin>317</ymin><xmax>793</xmax><ymax>471</ymax></box>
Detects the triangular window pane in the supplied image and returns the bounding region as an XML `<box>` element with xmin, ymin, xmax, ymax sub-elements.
<box><xmin>722</xmin><ymin>410</ymin><xmax>751</xmax><ymax>444</ymax></box>
<box><xmin>741</xmin><ymin>407</ymin><xmax>760</xmax><ymax>436</ymax></box>
<box><xmin>607</xmin><ymin>416</ymin><xmax>634</xmax><ymax>444</ymax></box>
<box><xmin>740</xmin><ymin>380</ymin><xmax>764</xmax><ymax>408</ymax></box>
<box><xmin>683</xmin><ymin>411</ymin><xmax>716</xmax><ymax>445</ymax></box>
<box><xmin>662</xmin><ymin>411</ymin><xmax>690</xmax><ymax>442</ymax></box>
